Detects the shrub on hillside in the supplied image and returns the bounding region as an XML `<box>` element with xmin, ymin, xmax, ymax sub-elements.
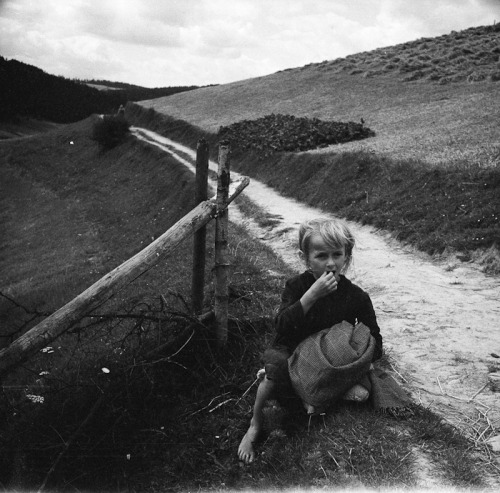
<box><xmin>218</xmin><ymin>113</ymin><xmax>374</xmax><ymax>156</ymax></box>
<box><xmin>91</xmin><ymin>114</ymin><xmax>130</xmax><ymax>150</ymax></box>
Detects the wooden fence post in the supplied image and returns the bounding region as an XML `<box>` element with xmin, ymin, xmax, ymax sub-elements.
<box><xmin>192</xmin><ymin>138</ymin><xmax>209</xmax><ymax>314</ymax></box>
<box><xmin>214</xmin><ymin>141</ymin><xmax>230</xmax><ymax>348</ymax></box>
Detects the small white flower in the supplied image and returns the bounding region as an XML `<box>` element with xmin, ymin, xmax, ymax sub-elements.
<box><xmin>26</xmin><ymin>394</ymin><xmax>44</xmax><ymax>404</ymax></box>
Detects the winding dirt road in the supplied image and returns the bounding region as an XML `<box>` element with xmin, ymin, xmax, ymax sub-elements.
<box><xmin>132</xmin><ymin>127</ymin><xmax>500</xmax><ymax>484</ymax></box>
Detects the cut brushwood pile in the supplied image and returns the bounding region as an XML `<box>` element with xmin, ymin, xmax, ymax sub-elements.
<box><xmin>218</xmin><ymin>113</ymin><xmax>374</xmax><ymax>157</ymax></box>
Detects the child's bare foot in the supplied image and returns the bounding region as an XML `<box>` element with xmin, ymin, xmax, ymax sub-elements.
<box><xmin>238</xmin><ymin>424</ymin><xmax>260</xmax><ymax>464</ymax></box>
<box><xmin>343</xmin><ymin>384</ymin><xmax>369</xmax><ymax>402</ymax></box>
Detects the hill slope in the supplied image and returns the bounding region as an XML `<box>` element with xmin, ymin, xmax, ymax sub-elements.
<box><xmin>138</xmin><ymin>23</ymin><xmax>500</xmax><ymax>167</ymax></box>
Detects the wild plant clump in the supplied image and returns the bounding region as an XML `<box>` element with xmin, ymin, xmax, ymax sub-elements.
<box><xmin>218</xmin><ymin>113</ymin><xmax>374</xmax><ymax>156</ymax></box>
<box><xmin>91</xmin><ymin>114</ymin><xmax>130</xmax><ymax>150</ymax></box>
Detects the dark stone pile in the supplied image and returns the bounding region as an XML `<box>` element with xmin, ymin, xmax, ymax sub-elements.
<box><xmin>218</xmin><ymin>113</ymin><xmax>374</xmax><ymax>156</ymax></box>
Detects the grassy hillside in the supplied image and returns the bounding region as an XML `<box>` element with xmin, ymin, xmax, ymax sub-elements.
<box><xmin>130</xmin><ymin>23</ymin><xmax>500</xmax><ymax>272</ymax></box>
<box><xmin>138</xmin><ymin>24</ymin><xmax>499</xmax><ymax>166</ymax></box>
<box><xmin>1</xmin><ymin>117</ymin><xmax>194</xmax><ymax>313</ymax></box>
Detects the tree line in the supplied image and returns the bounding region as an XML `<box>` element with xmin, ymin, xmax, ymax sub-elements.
<box><xmin>0</xmin><ymin>56</ymin><xmax>201</xmax><ymax>123</ymax></box>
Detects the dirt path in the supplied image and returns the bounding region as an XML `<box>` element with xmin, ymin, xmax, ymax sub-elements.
<box><xmin>132</xmin><ymin>127</ymin><xmax>500</xmax><ymax>484</ymax></box>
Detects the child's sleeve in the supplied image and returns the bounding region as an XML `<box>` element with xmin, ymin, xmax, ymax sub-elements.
<box><xmin>274</xmin><ymin>278</ymin><xmax>308</xmax><ymax>348</ymax></box>
<box><xmin>357</xmin><ymin>293</ymin><xmax>384</xmax><ymax>361</ymax></box>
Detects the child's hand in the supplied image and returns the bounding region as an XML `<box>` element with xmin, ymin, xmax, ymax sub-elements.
<box><xmin>310</xmin><ymin>271</ymin><xmax>338</xmax><ymax>298</ymax></box>
<box><xmin>300</xmin><ymin>272</ymin><xmax>337</xmax><ymax>314</ymax></box>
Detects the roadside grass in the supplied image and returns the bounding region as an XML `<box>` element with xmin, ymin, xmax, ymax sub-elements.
<box><xmin>234</xmin><ymin>150</ymin><xmax>500</xmax><ymax>258</ymax></box>
<box><xmin>127</xmin><ymin>350</ymin><xmax>488</xmax><ymax>492</ymax></box>
<box><xmin>126</xmin><ymin>104</ymin><xmax>500</xmax><ymax>273</ymax></box>
<box><xmin>1</xmin><ymin>117</ymin><xmax>495</xmax><ymax>490</ymax></box>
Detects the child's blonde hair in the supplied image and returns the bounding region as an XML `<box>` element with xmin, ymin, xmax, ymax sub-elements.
<box><xmin>298</xmin><ymin>218</ymin><xmax>355</xmax><ymax>270</ymax></box>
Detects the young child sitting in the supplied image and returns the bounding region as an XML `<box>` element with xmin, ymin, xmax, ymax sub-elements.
<box><xmin>238</xmin><ymin>217</ymin><xmax>383</xmax><ymax>464</ymax></box>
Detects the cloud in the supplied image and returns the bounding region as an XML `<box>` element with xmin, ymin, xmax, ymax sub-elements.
<box><xmin>377</xmin><ymin>0</ymin><xmax>500</xmax><ymax>35</ymax></box>
<box><xmin>1</xmin><ymin>0</ymin><xmax>499</xmax><ymax>87</ymax></box>
<box><xmin>77</xmin><ymin>0</ymin><xmax>186</xmax><ymax>47</ymax></box>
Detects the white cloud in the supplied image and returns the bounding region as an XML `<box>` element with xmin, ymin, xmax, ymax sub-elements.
<box><xmin>1</xmin><ymin>0</ymin><xmax>499</xmax><ymax>87</ymax></box>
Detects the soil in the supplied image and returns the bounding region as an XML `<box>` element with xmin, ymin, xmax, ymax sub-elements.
<box><xmin>132</xmin><ymin>127</ymin><xmax>500</xmax><ymax>486</ymax></box>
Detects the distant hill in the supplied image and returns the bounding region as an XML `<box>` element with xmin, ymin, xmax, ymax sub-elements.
<box><xmin>0</xmin><ymin>57</ymin><xmax>201</xmax><ymax>123</ymax></box>
<box><xmin>83</xmin><ymin>78</ymin><xmax>203</xmax><ymax>102</ymax></box>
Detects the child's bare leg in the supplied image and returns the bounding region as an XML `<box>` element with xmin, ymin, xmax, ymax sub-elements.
<box><xmin>238</xmin><ymin>376</ymin><xmax>275</xmax><ymax>464</ymax></box>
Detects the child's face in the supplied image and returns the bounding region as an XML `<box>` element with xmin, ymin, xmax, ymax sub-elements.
<box><xmin>305</xmin><ymin>234</ymin><xmax>347</xmax><ymax>280</ymax></box>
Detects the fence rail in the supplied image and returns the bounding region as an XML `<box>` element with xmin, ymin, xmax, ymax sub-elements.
<box><xmin>0</xmin><ymin>175</ymin><xmax>249</xmax><ymax>378</ymax></box>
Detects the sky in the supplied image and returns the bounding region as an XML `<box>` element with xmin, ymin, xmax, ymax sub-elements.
<box><xmin>1</xmin><ymin>0</ymin><xmax>499</xmax><ymax>88</ymax></box>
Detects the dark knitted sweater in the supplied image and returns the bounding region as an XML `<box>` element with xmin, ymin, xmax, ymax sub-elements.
<box><xmin>274</xmin><ymin>271</ymin><xmax>383</xmax><ymax>361</ymax></box>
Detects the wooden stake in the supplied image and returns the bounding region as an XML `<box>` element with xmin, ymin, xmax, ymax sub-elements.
<box><xmin>192</xmin><ymin>138</ymin><xmax>209</xmax><ymax>314</ymax></box>
<box><xmin>214</xmin><ymin>141</ymin><xmax>230</xmax><ymax>348</ymax></box>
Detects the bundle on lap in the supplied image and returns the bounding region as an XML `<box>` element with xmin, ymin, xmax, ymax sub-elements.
<box><xmin>288</xmin><ymin>320</ymin><xmax>375</xmax><ymax>412</ymax></box>
<box><xmin>237</xmin><ymin>217</ymin><xmax>410</xmax><ymax>465</ymax></box>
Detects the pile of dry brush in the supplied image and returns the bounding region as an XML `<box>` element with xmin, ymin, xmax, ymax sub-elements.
<box><xmin>218</xmin><ymin>114</ymin><xmax>375</xmax><ymax>157</ymax></box>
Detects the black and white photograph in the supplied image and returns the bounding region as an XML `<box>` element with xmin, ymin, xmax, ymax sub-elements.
<box><xmin>1</xmin><ymin>1</ymin><xmax>499</xmax><ymax>491</ymax></box>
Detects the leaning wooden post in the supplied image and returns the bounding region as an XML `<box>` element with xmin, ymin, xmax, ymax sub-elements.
<box><xmin>214</xmin><ymin>141</ymin><xmax>230</xmax><ymax>348</ymax></box>
<box><xmin>191</xmin><ymin>138</ymin><xmax>209</xmax><ymax>314</ymax></box>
